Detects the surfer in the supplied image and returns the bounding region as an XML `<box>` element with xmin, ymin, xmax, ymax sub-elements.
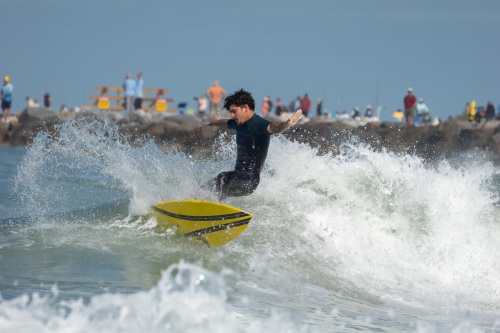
<box><xmin>207</xmin><ymin>89</ymin><xmax>303</xmax><ymax>199</ymax></box>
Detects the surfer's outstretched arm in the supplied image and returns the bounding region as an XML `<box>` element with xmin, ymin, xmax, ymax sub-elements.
<box><xmin>267</xmin><ymin>109</ymin><xmax>303</xmax><ymax>134</ymax></box>
<box><xmin>207</xmin><ymin>118</ymin><xmax>230</xmax><ymax>128</ymax></box>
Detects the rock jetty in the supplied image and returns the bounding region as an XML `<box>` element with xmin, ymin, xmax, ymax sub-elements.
<box><xmin>2</xmin><ymin>107</ymin><xmax>500</xmax><ymax>164</ymax></box>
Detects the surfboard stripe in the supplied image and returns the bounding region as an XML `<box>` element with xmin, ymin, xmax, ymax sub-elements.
<box><xmin>152</xmin><ymin>200</ymin><xmax>253</xmax><ymax>248</ymax></box>
<box><xmin>184</xmin><ymin>218</ymin><xmax>251</xmax><ymax>238</ymax></box>
<box><xmin>152</xmin><ymin>206</ymin><xmax>251</xmax><ymax>221</ymax></box>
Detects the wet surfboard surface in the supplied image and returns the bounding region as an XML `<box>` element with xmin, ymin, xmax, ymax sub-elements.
<box><xmin>152</xmin><ymin>200</ymin><xmax>252</xmax><ymax>248</ymax></box>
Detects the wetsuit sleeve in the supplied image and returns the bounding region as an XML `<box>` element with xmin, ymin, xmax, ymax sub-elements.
<box><xmin>257</xmin><ymin>118</ymin><xmax>271</xmax><ymax>134</ymax></box>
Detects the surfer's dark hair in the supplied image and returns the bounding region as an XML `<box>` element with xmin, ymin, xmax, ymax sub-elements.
<box><xmin>223</xmin><ymin>89</ymin><xmax>255</xmax><ymax>111</ymax></box>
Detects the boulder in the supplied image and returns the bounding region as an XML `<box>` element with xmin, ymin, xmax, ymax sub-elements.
<box><xmin>17</xmin><ymin>107</ymin><xmax>62</xmax><ymax>124</ymax></box>
<box><xmin>10</xmin><ymin>108</ymin><xmax>64</xmax><ymax>145</ymax></box>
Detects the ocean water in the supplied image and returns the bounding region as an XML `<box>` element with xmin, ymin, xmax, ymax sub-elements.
<box><xmin>0</xmin><ymin>118</ymin><xmax>499</xmax><ymax>332</ymax></box>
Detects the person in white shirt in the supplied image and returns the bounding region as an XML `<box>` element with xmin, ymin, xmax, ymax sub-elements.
<box><xmin>416</xmin><ymin>98</ymin><xmax>430</xmax><ymax>125</ymax></box>
<box><xmin>123</xmin><ymin>73</ymin><xmax>136</xmax><ymax>116</ymax></box>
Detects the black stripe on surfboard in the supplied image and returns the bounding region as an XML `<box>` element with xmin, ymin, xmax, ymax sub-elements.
<box><xmin>184</xmin><ymin>218</ymin><xmax>251</xmax><ymax>238</ymax></box>
<box><xmin>152</xmin><ymin>206</ymin><xmax>251</xmax><ymax>221</ymax></box>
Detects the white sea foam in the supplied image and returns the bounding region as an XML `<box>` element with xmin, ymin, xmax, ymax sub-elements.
<box><xmin>7</xmin><ymin>119</ymin><xmax>500</xmax><ymax>331</ymax></box>
<box><xmin>259</xmin><ymin>138</ymin><xmax>500</xmax><ymax>311</ymax></box>
<box><xmin>0</xmin><ymin>261</ymin><xmax>313</xmax><ymax>333</ymax></box>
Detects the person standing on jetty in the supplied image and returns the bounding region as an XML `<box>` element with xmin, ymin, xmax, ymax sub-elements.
<box><xmin>261</xmin><ymin>96</ymin><xmax>270</xmax><ymax>116</ymax></box>
<box><xmin>416</xmin><ymin>98</ymin><xmax>430</xmax><ymax>125</ymax></box>
<box><xmin>206</xmin><ymin>80</ymin><xmax>226</xmax><ymax>118</ymax></box>
<box><xmin>1</xmin><ymin>76</ymin><xmax>13</xmax><ymax>122</ymax></box>
<box><xmin>316</xmin><ymin>98</ymin><xmax>323</xmax><ymax>117</ymax></box>
<box><xmin>467</xmin><ymin>100</ymin><xmax>476</xmax><ymax>123</ymax></box>
<box><xmin>300</xmin><ymin>94</ymin><xmax>311</xmax><ymax>117</ymax></box>
<box><xmin>195</xmin><ymin>95</ymin><xmax>208</xmax><ymax>119</ymax></box>
<box><xmin>300</xmin><ymin>93</ymin><xmax>311</xmax><ymax>117</ymax></box>
<box><xmin>43</xmin><ymin>91</ymin><xmax>51</xmax><ymax>108</ymax></box>
<box><xmin>207</xmin><ymin>89</ymin><xmax>303</xmax><ymax>199</ymax></box>
<box><xmin>403</xmin><ymin>88</ymin><xmax>417</xmax><ymax>126</ymax></box>
<box><xmin>134</xmin><ymin>72</ymin><xmax>144</xmax><ymax>110</ymax></box>
<box><xmin>275</xmin><ymin>97</ymin><xmax>284</xmax><ymax>116</ymax></box>
<box><xmin>123</xmin><ymin>73</ymin><xmax>136</xmax><ymax>116</ymax></box>
<box><xmin>486</xmin><ymin>101</ymin><xmax>496</xmax><ymax>121</ymax></box>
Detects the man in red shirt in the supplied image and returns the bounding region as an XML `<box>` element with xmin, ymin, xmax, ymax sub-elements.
<box><xmin>403</xmin><ymin>88</ymin><xmax>417</xmax><ymax>126</ymax></box>
<box><xmin>300</xmin><ymin>93</ymin><xmax>311</xmax><ymax>117</ymax></box>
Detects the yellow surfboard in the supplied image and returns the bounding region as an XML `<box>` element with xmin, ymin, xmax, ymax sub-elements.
<box><xmin>152</xmin><ymin>200</ymin><xmax>252</xmax><ymax>248</ymax></box>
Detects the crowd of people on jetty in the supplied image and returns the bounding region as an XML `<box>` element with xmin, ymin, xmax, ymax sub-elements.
<box><xmin>198</xmin><ymin>81</ymin><xmax>432</xmax><ymax>126</ymax></box>
<box><xmin>0</xmin><ymin>75</ymin><xmax>56</xmax><ymax>123</ymax></box>
<box><xmin>464</xmin><ymin>100</ymin><xmax>498</xmax><ymax>127</ymax></box>
<box><xmin>1</xmin><ymin>73</ymin><xmax>498</xmax><ymax>128</ymax></box>
<box><xmin>196</xmin><ymin>82</ymin><xmax>499</xmax><ymax>128</ymax></box>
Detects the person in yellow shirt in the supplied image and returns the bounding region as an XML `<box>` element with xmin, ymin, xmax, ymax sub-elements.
<box><xmin>468</xmin><ymin>100</ymin><xmax>476</xmax><ymax>122</ymax></box>
<box><xmin>391</xmin><ymin>109</ymin><xmax>404</xmax><ymax>123</ymax></box>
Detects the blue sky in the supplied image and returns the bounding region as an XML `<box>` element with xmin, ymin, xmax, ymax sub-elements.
<box><xmin>2</xmin><ymin>0</ymin><xmax>499</xmax><ymax>120</ymax></box>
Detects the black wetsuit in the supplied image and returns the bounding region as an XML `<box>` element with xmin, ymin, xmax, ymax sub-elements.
<box><xmin>214</xmin><ymin>114</ymin><xmax>271</xmax><ymax>199</ymax></box>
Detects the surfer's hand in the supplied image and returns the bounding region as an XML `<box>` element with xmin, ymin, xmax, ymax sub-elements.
<box><xmin>287</xmin><ymin>109</ymin><xmax>303</xmax><ymax>127</ymax></box>
<box><xmin>207</xmin><ymin>115</ymin><xmax>220</xmax><ymax>126</ymax></box>
<box><xmin>267</xmin><ymin>109</ymin><xmax>303</xmax><ymax>134</ymax></box>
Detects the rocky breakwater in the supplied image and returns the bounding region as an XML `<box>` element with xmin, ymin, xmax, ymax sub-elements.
<box><xmin>1</xmin><ymin>107</ymin><xmax>65</xmax><ymax>145</ymax></box>
<box><xmin>2</xmin><ymin>107</ymin><xmax>500</xmax><ymax>164</ymax></box>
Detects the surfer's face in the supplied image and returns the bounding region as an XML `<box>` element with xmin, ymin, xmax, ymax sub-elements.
<box><xmin>229</xmin><ymin>104</ymin><xmax>253</xmax><ymax>126</ymax></box>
